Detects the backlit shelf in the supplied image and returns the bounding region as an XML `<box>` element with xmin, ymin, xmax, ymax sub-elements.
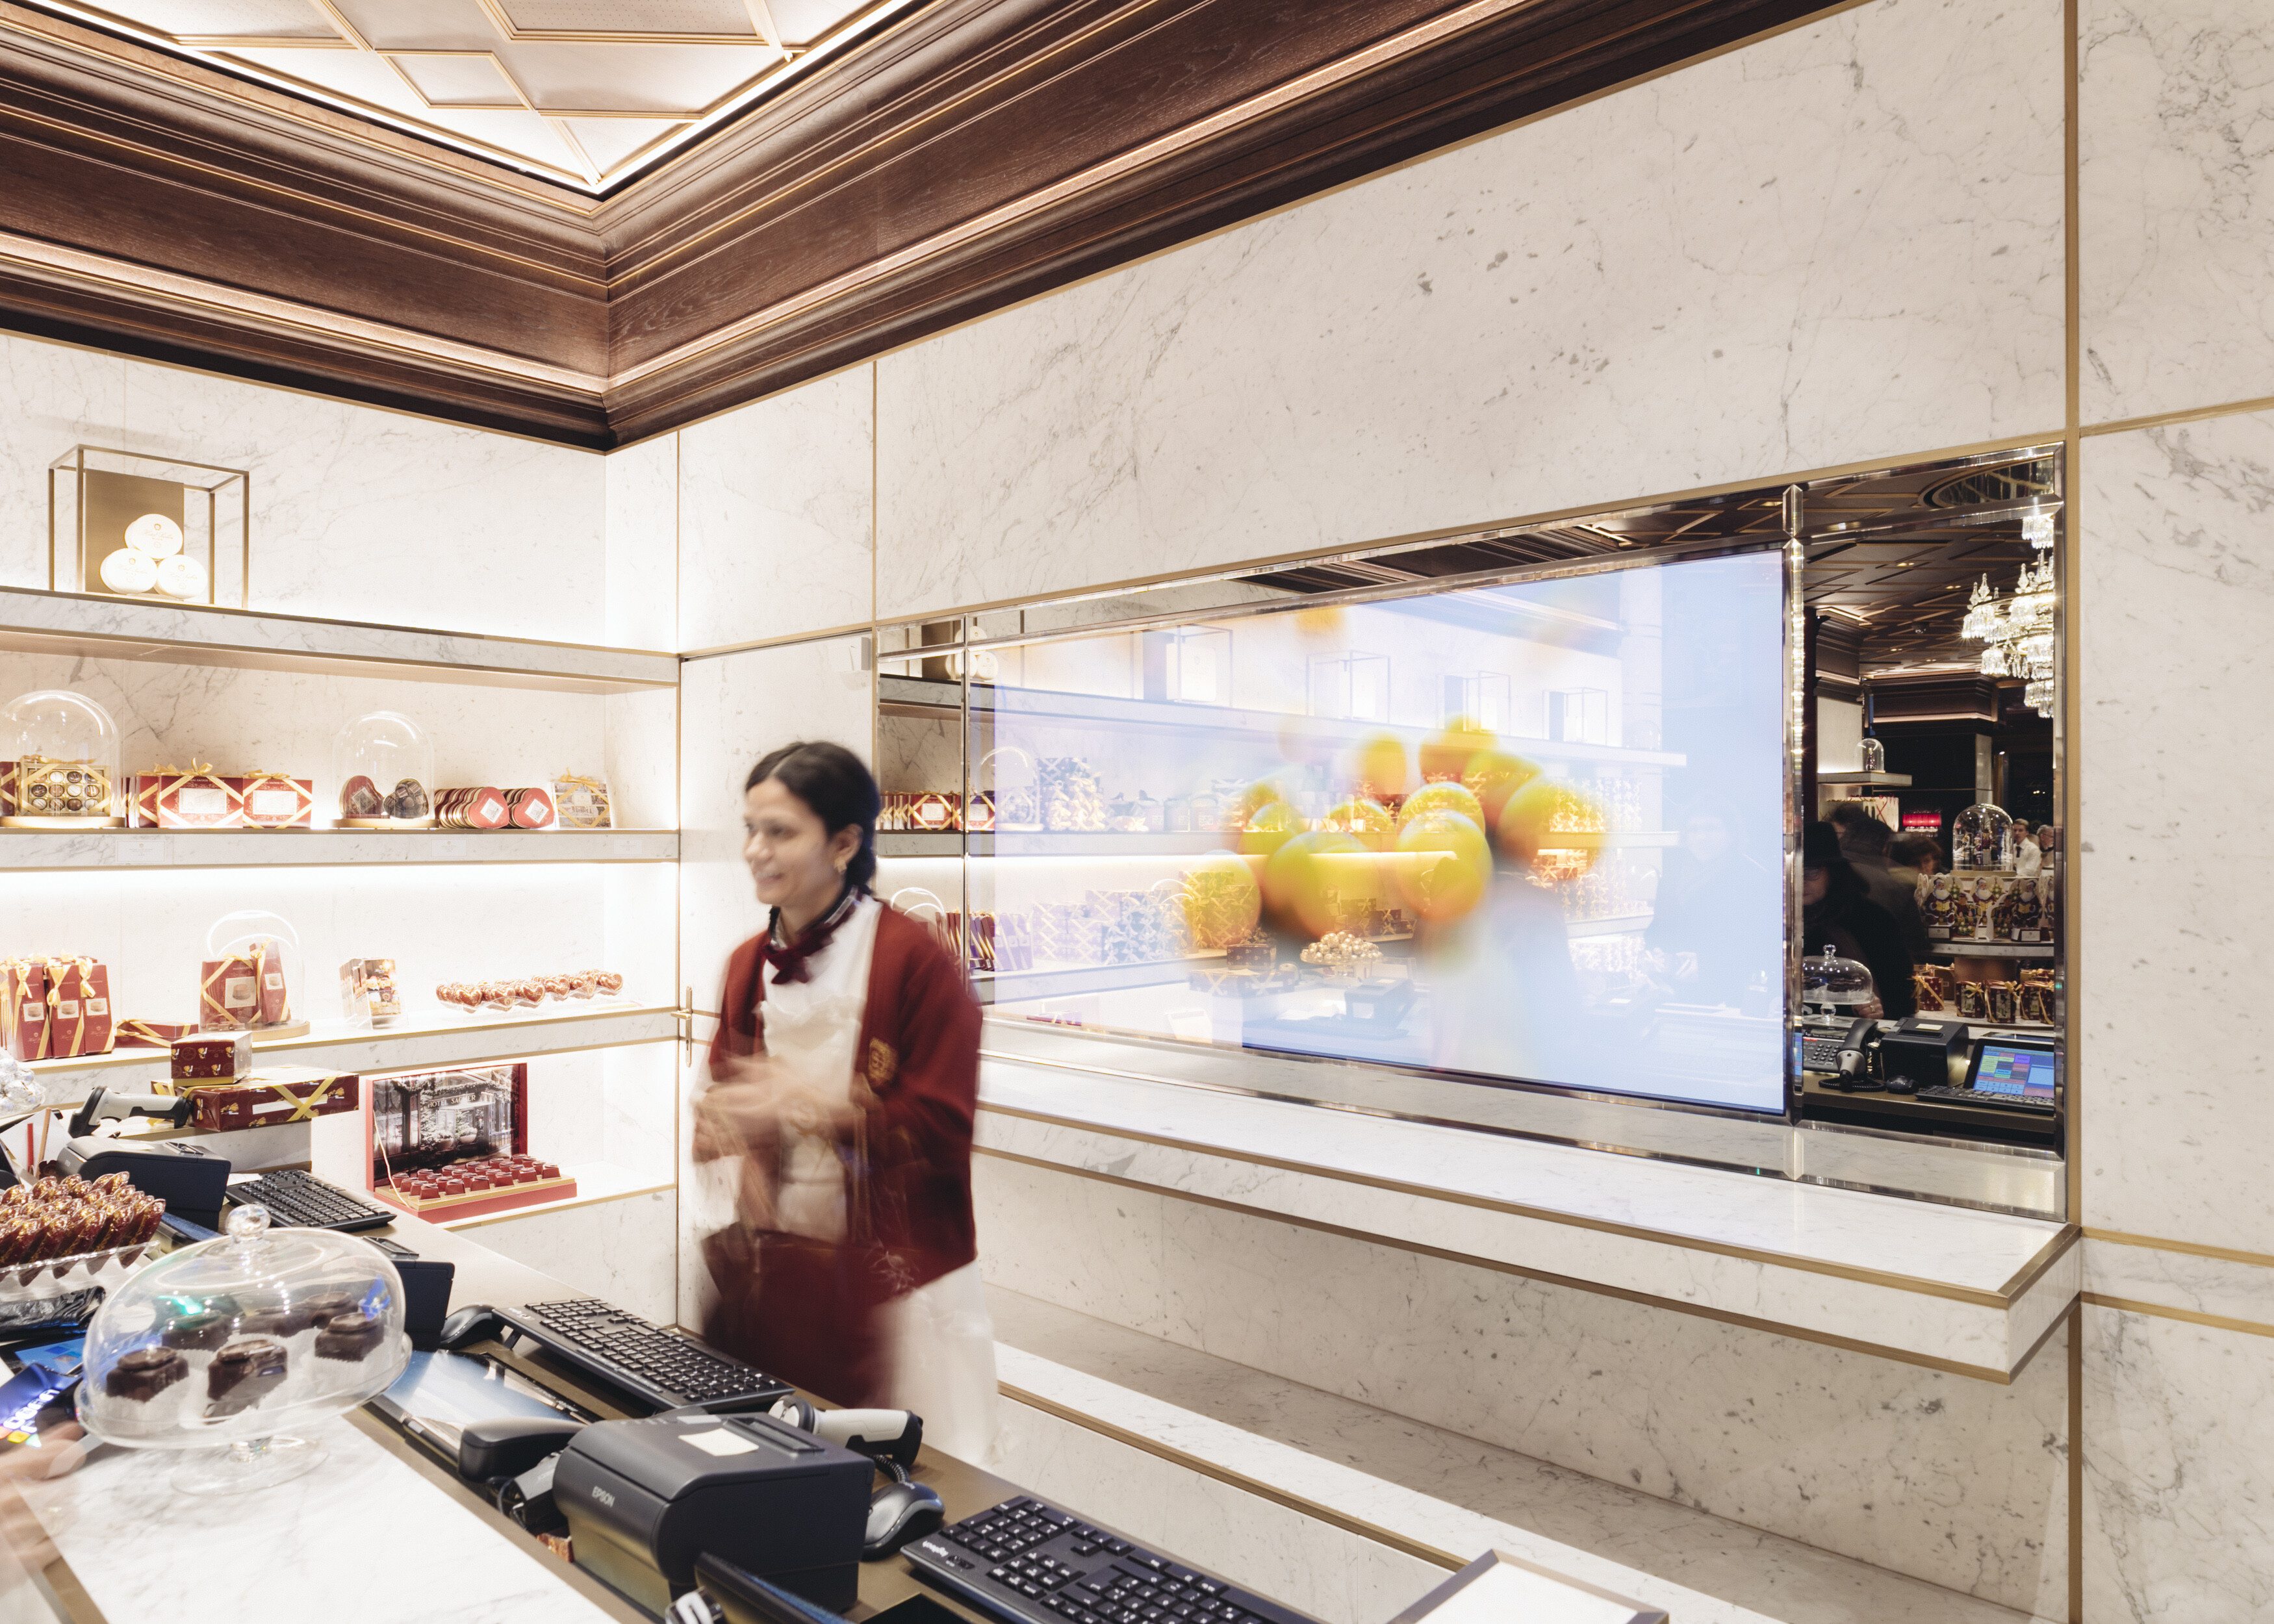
<box><xmin>0</xmin><ymin>827</ymin><xmax>678</xmax><ymax>871</ymax></box>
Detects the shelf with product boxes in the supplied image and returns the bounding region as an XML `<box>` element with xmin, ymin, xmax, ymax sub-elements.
<box><xmin>0</xmin><ymin>827</ymin><xmax>678</xmax><ymax>870</ymax></box>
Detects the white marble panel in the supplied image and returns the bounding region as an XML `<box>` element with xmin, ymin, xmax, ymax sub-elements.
<box><xmin>603</xmin><ymin>432</ymin><xmax>677</xmax><ymax>650</ymax></box>
<box><xmin>2086</xmin><ymin>1239</ymin><xmax>2274</xmax><ymax>1329</ymax></box>
<box><xmin>118</xmin><ymin>359</ymin><xmax>607</xmax><ymax>642</ymax></box>
<box><xmin>603</xmin><ymin>685</ymin><xmax>679</xmax><ymax>831</ymax></box>
<box><xmin>2078</xmin><ymin>410</ymin><xmax>2274</xmax><ymax>1252</ymax></box>
<box><xmin>470</xmin><ymin>1187</ymin><xmax>678</xmax><ymax>1324</ymax></box>
<box><xmin>874</xmin><ymin>0</ymin><xmax>2065</xmax><ymax>620</ymax></box>
<box><xmin>2082</xmin><ymin>1302</ymin><xmax>2274</xmax><ymax>1622</ymax></box>
<box><xmin>601</xmin><ymin>1043</ymin><xmax>678</xmax><ymax>1188</ymax></box>
<box><xmin>1145</xmin><ymin>1195</ymin><xmax>2071</xmax><ymax>1615</ymax></box>
<box><xmin>0</xmin><ymin>648</ymin><xmax>615</xmax><ymax>813</ymax></box>
<box><xmin>21</xmin><ymin>1412</ymin><xmax>615</xmax><ymax>1623</ymax></box>
<box><xmin>678</xmin><ymin>635</ymin><xmax>873</xmax><ymax>1015</ymax></box>
<box><xmin>0</xmin><ymin>334</ymin><xmax>127</xmax><ymax>592</ymax></box>
<box><xmin>678</xmin><ymin>365</ymin><xmax>874</xmax><ymax>652</ymax></box>
<box><xmin>2079</xmin><ymin>0</ymin><xmax>2274</xmax><ymax>425</ymax></box>
<box><xmin>975</xmin><ymin>1151</ymin><xmax>1169</xmax><ymax>1337</ymax></box>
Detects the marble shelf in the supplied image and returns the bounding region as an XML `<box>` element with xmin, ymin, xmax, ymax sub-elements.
<box><xmin>976</xmin><ymin>1053</ymin><xmax>2078</xmax><ymax>1380</ymax></box>
<box><xmin>0</xmin><ymin>826</ymin><xmax>678</xmax><ymax>870</ymax></box>
<box><xmin>0</xmin><ymin>585</ymin><xmax>678</xmax><ymax>694</ymax></box>
<box><xmin>439</xmin><ymin>1160</ymin><xmax>672</xmax><ymax>1230</ymax></box>
<box><xmin>29</xmin><ymin>1002</ymin><xmax>682</xmax><ymax>1102</ymax></box>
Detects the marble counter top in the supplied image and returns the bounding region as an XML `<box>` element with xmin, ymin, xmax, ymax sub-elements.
<box><xmin>977</xmin><ymin>1058</ymin><xmax>2079</xmax><ymax>1380</ymax></box>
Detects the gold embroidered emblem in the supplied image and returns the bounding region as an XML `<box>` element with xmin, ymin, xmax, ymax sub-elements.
<box><xmin>867</xmin><ymin>1038</ymin><xmax>897</xmax><ymax>1085</ymax></box>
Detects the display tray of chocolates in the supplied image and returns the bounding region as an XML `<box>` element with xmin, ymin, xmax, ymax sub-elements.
<box><xmin>373</xmin><ymin>1154</ymin><xmax>574</xmax><ymax>1221</ymax></box>
<box><xmin>0</xmin><ymin>1172</ymin><xmax>167</xmax><ymax>1301</ymax></box>
<box><xmin>433</xmin><ymin>970</ymin><xmax>623</xmax><ymax>1012</ymax></box>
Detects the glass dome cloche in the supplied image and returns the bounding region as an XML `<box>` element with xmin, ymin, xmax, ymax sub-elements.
<box><xmin>78</xmin><ymin>1206</ymin><xmax>408</xmax><ymax>1494</ymax></box>
<box><xmin>1800</xmin><ymin>945</ymin><xmax>1877</xmax><ymax>1014</ymax></box>
<box><xmin>1951</xmin><ymin>800</ymin><xmax>2015</xmax><ymax>872</ymax></box>
<box><xmin>201</xmin><ymin>908</ymin><xmax>307</xmax><ymax>1037</ymax></box>
<box><xmin>0</xmin><ymin>689</ymin><xmax>122</xmax><ymax>827</ymax></box>
<box><xmin>330</xmin><ymin>710</ymin><xmax>433</xmax><ymax>829</ymax></box>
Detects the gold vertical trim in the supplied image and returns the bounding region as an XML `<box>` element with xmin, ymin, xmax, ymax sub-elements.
<box><xmin>2062</xmin><ymin>0</ymin><xmax>2084</xmax><ymax>1232</ymax></box>
<box><xmin>2067</xmin><ymin>1298</ymin><xmax>2083</xmax><ymax>1623</ymax></box>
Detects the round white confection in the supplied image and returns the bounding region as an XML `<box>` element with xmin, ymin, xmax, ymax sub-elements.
<box><xmin>123</xmin><ymin>513</ymin><xmax>184</xmax><ymax>557</ymax></box>
<box><xmin>155</xmin><ymin>554</ymin><xmax>208</xmax><ymax>601</ymax></box>
<box><xmin>98</xmin><ymin>548</ymin><xmax>159</xmax><ymax>594</ymax></box>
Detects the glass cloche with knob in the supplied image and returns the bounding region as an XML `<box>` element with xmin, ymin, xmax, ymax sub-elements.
<box><xmin>330</xmin><ymin>710</ymin><xmax>433</xmax><ymax>828</ymax></box>
<box><xmin>1800</xmin><ymin>945</ymin><xmax>1876</xmax><ymax>1015</ymax></box>
<box><xmin>1857</xmin><ymin>735</ymin><xmax>1886</xmax><ymax>774</ymax></box>
<box><xmin>77</xmin><ymin>1206</ymin><xmax>407</xmax><ymax>1494</ymax></box>
<box><xmin>0</xmin><ymin>689</ymin><xmax>122</xmax><ymax>826</ymax></box>
<box><xmin>1952</xmin><ymin>801</ymin><xmax>2015</xmax><ymax>871</ymax></box>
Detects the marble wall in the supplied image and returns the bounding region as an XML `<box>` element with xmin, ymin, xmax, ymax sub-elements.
<box><xmin>871</xmin><ymin>0</ymin><xmax>2066</xmax><ymax>620</ymax></box>
<box><xmin>471</xmin><ymin>1187</ymin><xmax>678</xmax><ymax>1325</ymax></box>
<box><xmin>974</xmin><ymin>1154</ymin><xmax>2073</xmax><ymax>1618</ymax></box>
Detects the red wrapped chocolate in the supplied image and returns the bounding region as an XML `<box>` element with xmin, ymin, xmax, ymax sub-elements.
<box><xmin>43</xmin><ymin>957</ymin><xmax>112</xmax><ymax>1058</ymax></box>
<box><xmin>128</xmin><ymin>764</ymin><xmax>244</xmax><ymax>830</ymax></box>
<box><xmin>230</xmin><ymin>772</ymin><xmax>314</xmax><ymax>830</ymax></box>
<box><xmin>339</xmin><ymin>774</ymin><xmax>383</xmax><ymax>820</ymax></box>
<box><xmin>502</xmin><ymin>787</ymin><xmax>556</xmax><ymax>830</ymax></box>
<box><xmin>168</xmin><ymin>1067</ymin><xmax>358</xmax><ymax>1132</ymax></box>
<box><xmin>172</xmin><ymin>1031</ymin><xmax>252</xmax><ymax>1083</ymax></box>
<box><xmin>116</xmin><ymin>1018</ymin><xmax>192</xmax><ymax>1049</ymax></box>
<box><xmin>435</xmin><ymin>787</ymin><xmax>511</xmax><ymax>831</ymax></box>
<box><xmin>1</xmin><ymin>959</ymin><xmax>49</xmax><ymax>1062</ymax></box>
<box><xmin>198</xmin><ymin>954</ymin><xmax>258</xmax><ymax>1031</ymax></box>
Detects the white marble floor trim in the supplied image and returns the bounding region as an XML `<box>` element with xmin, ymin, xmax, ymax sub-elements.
<box><xmin>991</xmin><ymin>1339</ymin><xmax>2060</xmax><ymax>1624</ymax></box>
<box><xmin>2083</xmin><ymin>1234</ymin><xmax>2274</xmax><ymax>1338</ymax></box>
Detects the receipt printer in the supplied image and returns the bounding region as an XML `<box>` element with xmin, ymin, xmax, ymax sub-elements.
<box><xmin>555</xmin><ymin>1410</ymin><xmax>872</xmax><ymax>1614</ymax></box>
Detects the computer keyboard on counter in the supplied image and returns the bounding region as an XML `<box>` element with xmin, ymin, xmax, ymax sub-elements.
<box><xmin>225</xmin><ymin>1168</ymin><xmax>398</xmax><ymax>1232</ymax></box>
<box><xmin>905</xmin><ymin>1495</ymin><xmax>1321</xmax><ymax>1624</ymax></box>
<box><xmin>1915</xmin><ymin>1085</ymin><xmax>2058</xmax><ymax>1113</ymax></box>
<box><xmin>494</xmin><ymin>1299</ymin><xmax>791</xmax><ymax>1413</ymax></box>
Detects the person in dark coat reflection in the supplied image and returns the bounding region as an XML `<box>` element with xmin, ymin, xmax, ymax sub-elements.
<box><xmin>1801</xmin><ymin>820</ymin><xmax>1914</xmax><ymax>1019</ymax></box>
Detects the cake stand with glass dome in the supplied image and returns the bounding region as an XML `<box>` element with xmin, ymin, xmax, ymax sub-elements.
<box><xmin>0</xmin><ymin>689</ymin><xmax>123</xmax><ymax>828</ymax></box>
<box><xmin>78</xmin><ymin>1206</ymin><xmax>408</xmax><ymax>1495</ymax></box>
<box><xmin>331</xmin><ymin>710</ymin><xmax>435</xmax><ymax>829</ymax></box>
<box><xmin>204</xmin><ymin>907</ymin><xmax>311</xmax><ymax>1039</ymax></box>
<box><xmin>1800</xmin><ymin>945</ymin><xmax>1877</xmax><ymax>1018</ymax></box>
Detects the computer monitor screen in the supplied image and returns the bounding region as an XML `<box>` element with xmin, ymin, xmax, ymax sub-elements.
<box><xmin>1969</xmin><ymin>1041</ymin><xmax>2060</xmax><ymax>1102</ymax></box>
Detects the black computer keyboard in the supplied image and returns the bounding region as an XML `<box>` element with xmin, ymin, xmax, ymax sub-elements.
<box><xmin>494</xmin><ymin>1299</ymin><xmax>791</xmax><ymax>1413</ymax></box>
<box><xmin>1916</xmin><ymin>1085</ymin><xmax>2057</xmax><ymax>1113</ymax></box>
<box><xmin>905</xmin><ymin>1495</ymin><xmax>1320</xmax><ymax>1624</ymax></box>
<box><xmin>226</xmin><ymin>1168</ymin><xmax>398</xmax><ymax>1232</ymax></box>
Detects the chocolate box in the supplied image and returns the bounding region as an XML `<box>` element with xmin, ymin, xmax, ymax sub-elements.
<box><xmin>230</xmin><ymin>772</ymin><xmax>314</xmax><ymax>830</ymax></box>
<box><xmin>172</xmin><ymin>1031</ymin><xmax>252</xmax><ymax>1084</ymax></box>
<box><xmin>435</xmin><ymin>787</ymin><xmax>511</xmax><ymax>831</ymax></box>
<box><xmin>502</xmin><ymin>787</ymin><xmax>556</xmax><ymax>830</ymax></box>
<box><xmin>44</xmin><ymin>958</ymin><xmax>112</xmax><ymax>1058</ymax></box>
<box><xmin>1</xmin><ymin>959</ymin><xmax>49</xmax><ymax>1062</ymax></box>
<box><xmin>198</xmin><ymin>954</ymin><xmax>258</xmax><ymax>1031</ymax></box>
<box><xmin>116</xmin><ymin>1018</ymin><xmax>194</xmax><ymax>1049</ymax></box>
<box><xmin>129</xmin><ymin>767</ymin><xmax>243</xmax><ymax>830</ymax></box>
<box><xmin>167</xmin><ymin>1067</ymin><xmax>357</xmax><ymax>1132</ymax></box>
<box><xmin>248</xmin><ymin>937</ymin><xmax>290</xmax><ymax>1026</ymax></box>
<box><xmin>339</xmin><ymin>957</ymin><xmax>402</xmax><ymax>1026</ymax></box>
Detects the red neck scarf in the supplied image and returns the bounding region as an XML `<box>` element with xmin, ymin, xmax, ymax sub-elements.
<box><xmin>762</xmin><ymin>884</ymin><xmax>861</xmax><ymax>986</ymax></box>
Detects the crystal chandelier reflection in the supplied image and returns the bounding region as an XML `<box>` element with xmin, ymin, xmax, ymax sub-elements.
<box><xmin>1960</xmin><ymin>506</ymin><xmax>2058</xmax><ymax>717</ymax></box>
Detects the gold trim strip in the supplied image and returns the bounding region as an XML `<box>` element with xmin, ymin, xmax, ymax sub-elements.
<box><xmin>1999</xmin><ymin>1224</ymin><xmax>2084</xmax><ymax>1299</ymax></box>
<box><xmin>997</xmin><ymin>1380</ymin><xmax>1468</xmax><ymax>1571</ymax></box>
<box><xmin>446</xmin><ymin>1177</ymin><xmax>674</xmax><ymax>1229</ymax></box>
<box><xmin>613</xmin><ymin>0</ymin><xmax>1552</xmax><ymax>388</ymax></box>
<box><xmin>2082</xmin><ymin>1228</ymin><xmax>2274</xmax><ymax>1269</ymax></box>
<box><xmin>980</xmin><ymin>1100</ymin><xmax>2040</xmax><ymax>1307</ymax></box>
<box><xmin>679</xmin><ymin>620</ymin><xmax>880</xmax><ymax>661</ymax></box>
<box><xmin>0</xmin><ymin>230</ymin><xmax>607</xmax><ymax>395</ymax></box>
<box><xmin>2080</xmin><ymin>1293</ymin><xmax>2274</xmax><ymax>1342</ymax></box>
<box><xmin>2080</xmin><ymin>391</ymin><xmax>2274</xmax><ymax>440</ymax></box>
<box><xmin>976</xmin><ymin>1147</ymin><xmax>2023</xmax><ymax>1382</ymax></box>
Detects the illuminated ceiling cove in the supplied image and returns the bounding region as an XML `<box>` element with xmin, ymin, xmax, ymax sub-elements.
<box><xmin>26</xmin><ymin>0</ymin><xmax>916</xmax><ymax>191</ymax></box>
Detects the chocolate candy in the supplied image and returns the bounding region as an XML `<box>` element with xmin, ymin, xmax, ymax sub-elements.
<box><xmin>236</xmin><ymin>1304</ymin><xmax>314</xmax><ymax>1339</ymax></box>
<box><xmin>205</xmin><ymin>1338</ymin><xmax>288</xmax><ymax>1415</ymax></box>
<box><xmin>340</xmin><ymin>774</ymin><xmax>383</xmax><ymax>819</ymax></box>
<box><xmin>314</xmin><ymin>1310</ymin><xmax>385</xmax><ymax>1362</ymax></box>
<box><xmin>298</xmin><ymin>1289</ymin><xmax>363</xmax><ymax>1328</ymax></box>
<box><xmin>161</xmin><ymin>1310</ymin><xmax>235</xmax><ymax>1352</ymax></box>
<box><xmin>384</xmin><ymin>778</ymin><xmax>430</xmax><ymax>819</ymax></box>
<box><xmin>105</xmin><ymin>1345</ymin><xmax>188</xmax><ymax>1403</ymax></box>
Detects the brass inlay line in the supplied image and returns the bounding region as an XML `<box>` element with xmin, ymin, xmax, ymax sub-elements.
<box><xmin>1999</xmin><ymin>1224</ymin><xmax>2084</xmax><ymax>1300</ymax></box>
<box><xmin>680</xmin><ymin>618</ymin><xmax>882</xmax><ymax>661</ymax></box>
<box><xmin>979</xmin><ymin>1100</ymin><xmax>2049</xmax><ymax>1308</ymax></box>
<box><xmin>2078</xmin><ymin>390</ymin><xmax>2274</xmax><ymax>439</ymax></box>
<box><xmin>2081</xmin><ymin>1293</ymin><xmax>2274</xmax><ymax>1343</ymax></box>
<box><xmin>2082</xmin><ymin>1228</ymin><xmax>2274</xmax><ymax>1269</ymax></box>
<box><xmin>976</xmin><ymin>1147</ymin><xmax>2028</xmax><ymax>1383</ymax></box>
<box><xmin>448</xmin><ymin>1178</ymin><xmax>674</xmax><ymax>1228</ymax></box>
<box><xmin>997</xmin><ymin>1380</ymin><xmax>1468</xmax><ymax>1572</ymax></box>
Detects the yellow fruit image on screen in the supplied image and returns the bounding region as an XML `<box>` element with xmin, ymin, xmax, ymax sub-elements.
<box><xmin>1350</xmin><ymin>734</ymin><xmax>1410</xmax><ymax>800</ymax></box>
<box><xmin>1319</xmin><ymin>796</ymin><xmax>1396</xmax><ymax>851</ymax></box>
<box><xmin>1179</xmin><ymin>854</ymin><xmax>1262</xmax><ymax>950</ymax></box>
<box><xmin>1237</xmin><ymin>798</ymin><xmax>1305</xmax><ymax>861</ymax></box>
<box><xmin>1391</xmin><ymin>810</ymin><xmax>1491</xmax><ymax>922</ymax></box>
<box><xmin>1396</xmin><ymin>780</ymin><xmax>1483</xmax><ymax>831</ymax></box>
<box><xmin>1420</xmin><ymin>720</ymin><xmax>1495</xmax><ymax>783</ymax></box>
<box><xmin>1462</xmin><ymin>750</ymin><xmax>1540</xmax><ymax>828</ymax></box>
<box><xmin>1497</xmin><ymin>779</ymin><xmax>1603</xmax><ymax>881</ymax></box>
<box><xmin>1262</xmin><ymin>830</ymin><xmax>1367</xmax><ymax>939</ymax></box>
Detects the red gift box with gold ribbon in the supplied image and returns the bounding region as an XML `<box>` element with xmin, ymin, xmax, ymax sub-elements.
<box><xmin>42</xmin><ymin>957</ymin><xmax>112</xmax><ymax>1058</ymax></box>
<box><xmin>1</xmin><ymin>959</ymin><xmax>49</xmax><ymax>1062</ymax></box>
<box><xmin>163</xmin><ymin>1067</ymin><xmax>359</xmax><ymax>1132</ymax></box>
<box><xmin>229</xmin><ymin>772</ymin><xmax>314</xmax><ymax>830</ymax></box>
<box><xmin>129</xmin><ymin>764</ymin><xmax>244</xmax><ymax>830</ymax></box>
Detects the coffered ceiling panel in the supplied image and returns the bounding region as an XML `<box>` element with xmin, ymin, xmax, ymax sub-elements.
<box><xmin>25</xmin><ymin>0</ymin><xmax>900</xmax><ymax>188</ymax></box>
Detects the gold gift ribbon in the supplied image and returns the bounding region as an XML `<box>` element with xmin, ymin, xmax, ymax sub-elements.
<box><xmin>3</xmin><ymin>961</ymin><xmax>49</xmax><ymax>1062</ymax></box>
<box><xmin>117</xmin><ymin>1019</ymin><xmax>181</xmax><ymax>1047</ymax></box>
<box><xmin>42</xmin><ymin>956</ymin><xmax>94</xmax><ymax>1058</ymax></box>
<box><xmin>200</xmin><ymin>954</ymin><xmax>249</xmax><ymax>1028</ymax></box>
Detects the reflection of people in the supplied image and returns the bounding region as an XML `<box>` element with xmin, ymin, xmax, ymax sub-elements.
<box><xmin>1829</xmin><ymin>805</ymin><xmax>1928</xmax><ymax>958</ymax></box>
<box><xmin>1644</xmin><ymin>803</ymin><xmax>1773</xmax><ymax>1004</ymax></box>
<box><xmin>697</xmin><ymin>742</ymin><xmax>998</xmax><ymax>1458</ymax></box>
<box><xmin>1802</xmin><ymin>821</ymin><xmax>1915</xmax><ymax>1018</ymax></box>
<box><xmin>1888</xmin><ymin>831</ymin><xmax>1941</xmax><ymax>893</ymax></box>
<box><xmin>2014</xmin><ymin>822</ymin><xmax>2044</xmax><ymax>878</ymax></box>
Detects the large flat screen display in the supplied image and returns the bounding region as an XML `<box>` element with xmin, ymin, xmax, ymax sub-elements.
<box><xmin>967</xmin><ymin>548</ymin><xmax>1787</xmax><ymax>1111</ymax></box>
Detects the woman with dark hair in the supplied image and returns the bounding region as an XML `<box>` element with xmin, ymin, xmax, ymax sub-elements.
<box><xmin>1801</xmin><ymin>820</ymin><xmax>1915</xmax><ymax>1019</ymax></box>
<box><xmin>693</xmin><ymin>740</ymin><xmax>996</xmax><ymax>1458</ymax></box>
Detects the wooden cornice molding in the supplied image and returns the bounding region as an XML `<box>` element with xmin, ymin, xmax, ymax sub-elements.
<box><xmin>0</xmin><ymin>0</ymin><xmax>1837</xmax><ymax>448</ymax></box>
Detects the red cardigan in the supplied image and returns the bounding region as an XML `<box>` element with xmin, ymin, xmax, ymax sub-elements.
<box><xmin>707</xmin><ymin>902</ymin><xmax>982</xmax><ymax>1289</ymax></box>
